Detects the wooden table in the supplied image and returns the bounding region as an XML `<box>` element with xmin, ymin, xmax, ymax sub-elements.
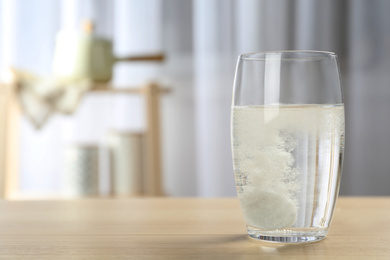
<box><xmin>0</xmin><ymin>197</ymin><xmax>388</xmax><ymax>259</ymax></box>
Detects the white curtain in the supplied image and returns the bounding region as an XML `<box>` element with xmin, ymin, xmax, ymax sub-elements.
<box><xmin>1</xmin><ymin>0</ymin><xmax>390</xmax><ymax>197</ymax></box>
<box><xmin>194</xmin><ymin>0</ymin><xmax>236</xmax><ymax>196</ymax></box>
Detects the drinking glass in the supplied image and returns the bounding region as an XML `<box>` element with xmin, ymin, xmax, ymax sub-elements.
<box><xmin>231</xmin><ymin>51</ymin><xmax>345</xmax><ymax>243</ymax></box>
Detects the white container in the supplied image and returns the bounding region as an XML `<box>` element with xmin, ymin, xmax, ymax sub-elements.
<box><xmin>107</xmin><ymin>131</ymin><xmax>144</xmax><ymax>196</ymax></box>
<box><xmin>64</xmin><ymin>144</ymin><xmax>99</xmax><ymax>197</ymax></box>
<box><xmin>52</xmin><ymin>29</ymin><xmax>114</xmax><ymax>82</ymax></box>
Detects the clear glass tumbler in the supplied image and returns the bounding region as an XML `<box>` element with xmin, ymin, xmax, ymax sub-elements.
<box><xmin>231</xmin><ymin>51</ymin><xmax>345</xmax><ymax>243</ymax></box>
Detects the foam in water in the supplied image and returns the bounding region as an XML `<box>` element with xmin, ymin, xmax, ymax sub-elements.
<box><xmin>232</xmin><ymin>104</ymin><xmax>344</xmax><ymax>231</ymax></box>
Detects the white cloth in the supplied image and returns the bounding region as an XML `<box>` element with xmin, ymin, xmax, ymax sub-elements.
<box><xmin>12</xmin><ymin>68</ymin><xmax>91</xmax><ymax>128</ymax></box>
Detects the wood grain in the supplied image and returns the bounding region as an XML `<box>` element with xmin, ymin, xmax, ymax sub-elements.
<box><xmin>0</xmin><ymin>197</ymin><xmax>388</xmax><ymax>259</ymax></box>
<box><xmin>3</xmin><ymin>83</ymin><xmax>20</xmax><ymax>198</ymax></box>
<box><xmin>0</xmin><ymin>84</ymin><xmax>7</xmax><ymax>197</ymax></box>
<box><xmin>143</xmin><ymin>82</ymin><xmax>163</xmax><ymax>196</ymax></box>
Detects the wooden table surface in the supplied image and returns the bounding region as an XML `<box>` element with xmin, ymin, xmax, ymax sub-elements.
<box><xmin>0</xmin><ymin>197</ymin><xmax>389</xmax><ymax>259</ymax></box>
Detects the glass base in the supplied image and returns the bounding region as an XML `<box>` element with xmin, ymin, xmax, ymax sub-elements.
<box><xmin>247</xmin><ymin>226</ymin><xmax>327</xmax><ymax>244</ymax></box>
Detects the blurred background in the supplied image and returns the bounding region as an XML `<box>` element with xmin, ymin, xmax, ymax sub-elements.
<box><xmin>0</xmin><ymin>0</ymin><xmax>389</xmax><ymax>198</ymax></box>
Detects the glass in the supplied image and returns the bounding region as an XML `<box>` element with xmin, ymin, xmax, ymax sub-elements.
<box><xmin>231</xmin><ymin>51</ymin><xmax>345</xmax><ymax>243</ymax></box>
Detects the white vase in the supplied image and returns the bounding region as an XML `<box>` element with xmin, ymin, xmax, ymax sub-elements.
<box><xmin>64</xmin><ymin>144</ymin><xmax>100</xmax><ymax>197</ymax></box>
<box><xmin>107</xmin><ymin>131</ymin><xmax>144</xmax><ymax>196</ymax></box>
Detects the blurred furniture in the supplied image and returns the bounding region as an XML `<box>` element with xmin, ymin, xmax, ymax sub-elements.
<box><xmin>0</xmin><ymin>82</ymin><xmax>19</xmax><ymax>198</ymax></box>
<box><xmin>0</xmin><ymin>197</ymin><xmax>387</xmax><ymax>257</ymax></box>
<box><xmin>0</xmin><ymin>82</ymin><xmax>167</xmax><ymax>198</ymax></box>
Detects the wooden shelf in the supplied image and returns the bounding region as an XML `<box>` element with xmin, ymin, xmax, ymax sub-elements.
<box><xmin>0</xmin><ymin>82</ymin><xmax>168</xmax><ymax>198</ymax></box>
<box><xmin>90</xmin><ymin>85</ymin><xmax>170</xmax><ymax>95</ymax></box>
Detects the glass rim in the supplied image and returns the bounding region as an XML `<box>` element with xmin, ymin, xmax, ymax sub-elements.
<box><xmin>240</xmin><ymin>50</ymin><xmax>337</xmax><ymax>61</ymax></box>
